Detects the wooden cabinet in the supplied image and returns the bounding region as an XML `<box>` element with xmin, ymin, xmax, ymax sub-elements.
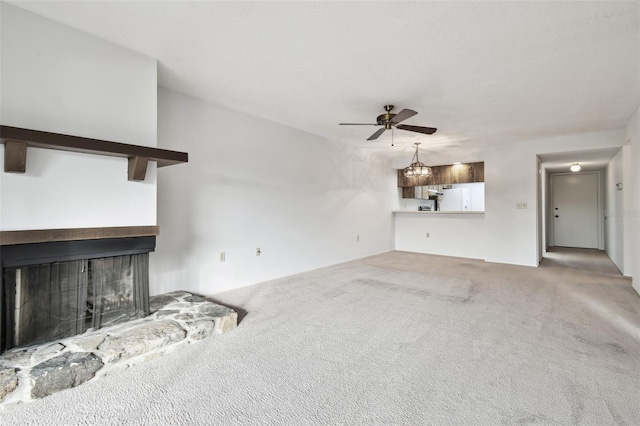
<box><xmin>397</xmin><ymin>162</ymin><xmax>484</xmax><ymax>198</ymax></box>
<box><xmin>432</xmin><ymin>162</ymin><xmax>484</xmax><ymax>184</ymax></box>
<box><xmin>401</xmin><ymin>187</ymin><xmax>415</xmax><ymax>198</ymax></box>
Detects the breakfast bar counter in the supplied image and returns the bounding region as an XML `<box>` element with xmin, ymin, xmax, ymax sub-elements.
<box><xmin>393</xmin><ymin>210</ymin><xmax>486</xmax><ymax>260</ymax></box>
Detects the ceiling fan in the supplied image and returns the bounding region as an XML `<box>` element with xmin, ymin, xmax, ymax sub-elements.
<box><xmin>339</xmin><ymin>105</ymin><xmax>437</xmax><ymax>140</ymax></box>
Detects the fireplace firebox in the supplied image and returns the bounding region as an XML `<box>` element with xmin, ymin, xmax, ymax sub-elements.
<box><xmin>0</xmin><ymin>235</ymin><xmax>155</xmax><ymax>354</ymax></box>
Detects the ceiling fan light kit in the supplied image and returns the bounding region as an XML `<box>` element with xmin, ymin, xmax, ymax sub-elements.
<box><xmin>339</xmin><ymin>105</ymin><xmax>437</xmax><ymax>142</ymax></box>
<box><xmin>403</xmin><ymin>143</ymin><xmax>432</xmax><ymax>178</ymax></box>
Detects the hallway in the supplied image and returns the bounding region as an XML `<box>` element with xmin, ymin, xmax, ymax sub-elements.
<box><xmin>542</xmin><ymin>247</ymin><xmax>623</xmax><ymax>277</ymax></box>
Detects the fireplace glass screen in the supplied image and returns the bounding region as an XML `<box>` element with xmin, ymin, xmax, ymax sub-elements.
<box><xmin>3</xmin><ymin>254</ymin><xmax>149</xmax><ymax>350</ymax></box>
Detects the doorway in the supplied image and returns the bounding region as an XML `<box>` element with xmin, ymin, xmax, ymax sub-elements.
<box><xmin>550</xmin><ymin>172</ymin><xmax>602</xmax><ymax>249</ymax></box>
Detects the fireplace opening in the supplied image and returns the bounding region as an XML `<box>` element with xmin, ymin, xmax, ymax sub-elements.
<box><xmin>5</xmin><ymin>254</ymin><xmax>149</xmax><ymax>349</ymax></box>
<box><xmin>1</xmin><ymin>236</ymin><xmax>155</xmax><ymax>354</ymax></box>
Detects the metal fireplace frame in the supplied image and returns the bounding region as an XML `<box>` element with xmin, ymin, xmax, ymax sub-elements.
<box><xmin>0</xmin><ymin>236</ymin><xmax>155</xmax><ymax>353</ymax></box>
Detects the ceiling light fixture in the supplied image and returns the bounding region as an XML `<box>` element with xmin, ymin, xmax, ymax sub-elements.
<box><xmin>403</xmin><ymin>143</ymin><xmax>432</xmax><ymax>178</ymax></box>
<box><xmin>570</xmin><ymin>163</ymin><xmax>581</xmax><ymax>172</ymax></box>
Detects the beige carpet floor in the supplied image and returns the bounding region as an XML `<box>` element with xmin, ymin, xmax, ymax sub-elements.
<box><xmin>1</xmin><ymin>249</ymin><xmax>639</xmax><ymax>425</ymax></box>
<box><xmin>541</xmin><ymin>247</ymin><xmax>624</xmax><ymax>277</ymax></box>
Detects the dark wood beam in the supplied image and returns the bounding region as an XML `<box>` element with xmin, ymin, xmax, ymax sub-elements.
<box><xmin>0</xmin><ymin>125</ymin><xmax>188</xmax><ymax>168</ymax></box>
<box><xmin>0</xmin><ymin>226</ymin><xmax>160</xmax><ymax>246</ymax></box>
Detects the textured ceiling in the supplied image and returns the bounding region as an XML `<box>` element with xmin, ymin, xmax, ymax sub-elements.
<box><xmin>6</xmin><ymin>1</ymin><xmax>640</xmax><ymax>160</ymax></box>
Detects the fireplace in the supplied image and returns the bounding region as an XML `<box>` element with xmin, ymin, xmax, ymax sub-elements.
<box><xmin>0</xmin><ymin>231</ymin><xmax>155</xmax><ymax>354</ymax></box>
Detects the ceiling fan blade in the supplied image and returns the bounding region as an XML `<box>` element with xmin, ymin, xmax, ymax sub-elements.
<box><xmin>391</xmin><ymin>109</ymin><xmax>417</xmax><ymax>124</ymax></box>
<box><xmin>339</xmin><ymin>123</ymin><xmax>378</xmax><ymax>126</ymax></box>
<box><xmin>395</xmin><ymin>124</ymin><xmax>437</xmax><ymax>135</ymax></box>
<box><xmin>367</xmin><ymin>128</ymin><xmax>387</xmax><ymax>140</ymax></box>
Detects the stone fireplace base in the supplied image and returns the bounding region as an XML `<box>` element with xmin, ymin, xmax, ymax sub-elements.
<box><xmin>0</xmin><ymin>291</ymin><xmax>237</xmax><ymax>406</ymax></box>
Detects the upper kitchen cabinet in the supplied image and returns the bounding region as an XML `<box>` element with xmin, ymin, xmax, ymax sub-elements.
<box><xmin>435</xmin><ymin>162</ymin><xmax>484</xmax><ymax>184</ymax></box>
<box><xmin>397</xmin><ymin>162</ymin><xmax>484</xmax><ymax>197</ymax></box>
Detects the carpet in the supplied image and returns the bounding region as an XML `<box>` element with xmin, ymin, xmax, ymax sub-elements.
<box><xmin>1</xmin><ymin>250</ymin><xmax>639</xmax><ymax>425</ymax></box>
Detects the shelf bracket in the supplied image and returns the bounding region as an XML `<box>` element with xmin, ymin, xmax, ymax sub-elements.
<box><xmin>128</xmin><ymin>156</ymin><xmax>149</xmax><ymax>181</ymax></box>
<box><xmin>4</xmin><ymin>141</ymin><xmax>27</xmax><ymax>173</ymax></box>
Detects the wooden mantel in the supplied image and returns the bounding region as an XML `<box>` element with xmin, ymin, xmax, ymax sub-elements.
<box><xmin>0</xmin><ymin>125</ymin><xmax>188</xmax><ymax>181</ymax></box>
<box><xmin>0</xmin><ymin>226</ymin><xmax>160</xmax><ymax>246</ymax></box>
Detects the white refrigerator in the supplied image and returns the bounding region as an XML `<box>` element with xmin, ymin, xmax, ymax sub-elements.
<box><xmin>439</xmin><ymin>188</ymin><xmax>470</xmax><ymax>211</ymax></box>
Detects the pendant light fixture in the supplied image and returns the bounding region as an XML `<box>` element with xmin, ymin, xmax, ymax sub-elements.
<box><xmin>570</xmin><ymin>163</ymin><xmax>581</xmax><ymax>172</ymax></box>
<box><xmin>403</xmin><ymin>142</ymin><xmax>432</xmax><ymax>177</ymax></box>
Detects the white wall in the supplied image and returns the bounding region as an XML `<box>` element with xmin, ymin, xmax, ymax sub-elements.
<box><xmin>622</xmin><ymin>144</ymin><xmax>633</xmax><ymax>278</ymax></box>
<box><xmin>150</xmin><ymin>88</ymin><xmax>395</xmax><ymax>296</ymax></box>
<box><xmin>536</xmin><ymin>157</ymin><xmax>542</xmax><ymax>263</ymax></box>
<box><xmin>393</xmin><ymin>130</ymin><xmax>624</xmax><ymax>267</ymax></box>
<box><xmin>541</xmin><ymin>166</ymin><xmax>550</xmax><ymax>251</ymax></box>
<box><xmin>625</xmin><ymin>106</ymin><xmax>640</xmax><ymax>294</ymax></box>
<box><xmin>604</xmin><ymin>147</ymin><xmax>625</xmax><ymax>273</ymax></box>
<box><xmin>394</xmin><ymin>213</ymin><xmax>485</xmax><ymax>259</ymax></box>
<box><xmin>0</xmin><ymin>4</ymin><xmax>157</xmax><ymax>230</ymax></box>
<box><xmin>483</xmin><ymin>131</ymin><xmax>623</xmax><ymax>267</ymax></box>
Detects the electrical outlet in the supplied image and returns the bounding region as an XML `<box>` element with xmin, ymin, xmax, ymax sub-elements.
<box><xmin>426</xmin><ymin>232</ymin><xmax>430</xmax><ymax>238</ymax></box>
<box><xmin>220</xmin><ymin>252</ymin><xmax>226</xmax><ymax>262</ymax></box>
<box><xmin>516</xmin><ymin>202</ymin><xmax>527</xmax><ymax>209</ymax></box>
<box><xmin>256</xmin><ymin>247</ymin><xmax>261</xmax><ymax>256</ymax></box>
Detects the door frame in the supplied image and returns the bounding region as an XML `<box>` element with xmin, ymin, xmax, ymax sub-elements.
<box><xmin>548</xmin><ymin>171</ymin><xmax>604</xmax><ymax>250</ymax></box>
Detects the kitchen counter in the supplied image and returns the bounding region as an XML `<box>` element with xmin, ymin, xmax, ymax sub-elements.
<box><xmin>393</xmin><ymin>209</ymin><xmax>486</xmax><ymax>260</ymax></box>
<box><xmin>392</xmin><ymin>210</ymin><xmax>485</xmax><ymax>214</ymax></box>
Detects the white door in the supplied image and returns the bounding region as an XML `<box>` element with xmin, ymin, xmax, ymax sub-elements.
<box><xmin>552</xmin><ymin>173</ymin><xmax>599</xmax><ymax>248</ymax></box>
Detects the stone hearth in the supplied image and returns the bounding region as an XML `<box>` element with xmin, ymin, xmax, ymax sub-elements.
<box><xmin>0</xmin><ymin>291</ymin><xmax>236</xmax><ymax>406</ymax></box>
